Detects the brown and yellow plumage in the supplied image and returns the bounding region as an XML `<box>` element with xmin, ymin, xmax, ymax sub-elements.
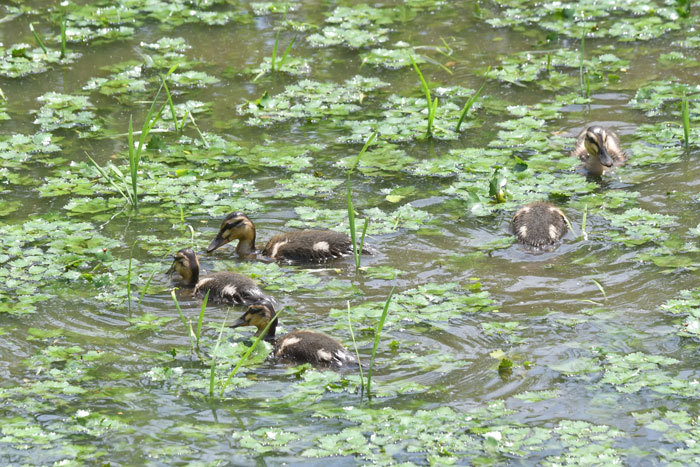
<box><xmin>571</xmin><ymin>126</ymin><xmax>627</xmax><ymax>176</ymax></box>
<box><xmin>207</xmin><ymin>212</ymin><xmax>360</xmax><ymax>263</ymax></box>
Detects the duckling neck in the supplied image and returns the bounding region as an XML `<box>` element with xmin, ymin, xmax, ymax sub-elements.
<box><xmin>236</xmin><ymin>231</ymin><xmax>257</xmax><ymax>258</ymax></box>
<box><xmin>584</xmin><ymin>157</ymin><xmax>606</xmax><ymax>176</ymax></box>
<box><xmin>262</xmin><ymin>318</ymin><xmax>278</xmax><ymax>341</ymax></box>
<box><xmin>185</xmin><ymin>266</ymin><xmax>200</xmax><ymax>286</ymax></box>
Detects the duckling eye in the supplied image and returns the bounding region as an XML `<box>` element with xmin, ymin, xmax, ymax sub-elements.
<box><xmin>226</xmin><ymin>219</ymin><xmax>244</xmax><ymax>229</ymax></box>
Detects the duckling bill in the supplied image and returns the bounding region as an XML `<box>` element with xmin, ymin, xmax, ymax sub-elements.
<box><xmin>207</xmin><ymin>212</ymin><xmax>361</xmax><ymax>263</ymax></box>
<box><xmin>168</xmin><ymin>248</ymin><xmax>271</xmax><ymax>305</ymax></box>
<box><xmin>571</xmin><ymin>126</ymin><xmax>627</xmax><ymax>176</ymax></box>
<box><xmin>512</xmin><ymin>202</ymin><xmax>567</xmax><ymax>249</ymax></box>
<box><xmin>231</xmin><ymin>300</ymin><xmax>357</xmax><ymax>368</ymax></box>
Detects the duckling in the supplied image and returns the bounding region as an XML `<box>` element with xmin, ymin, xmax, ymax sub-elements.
<box><xmin>231</xmin><ymin>300</ymin><xmax>358</xmax><ymax>368</ymax></box>
<box><xmin>512</xmin><ymin>202</ymin><xmax>567</xmax><ymax>248</ymax></box>
<box><xmin>571</xmin><ymin>126</ymin><xmax>627</xmax><ymax>176</ymax></box>
<box><xmin>206</xmin><ymin>212</ymin><xmax>361</xmax><ymax>263</ymax></box>
<box><xmin>168</xmin><ymin>248</ymin><xmax>270</xmax><ymax>305</ymax></box>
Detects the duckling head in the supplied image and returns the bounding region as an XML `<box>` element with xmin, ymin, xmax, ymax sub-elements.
<box><xmin>167</xmin><ymin>248</ymin><xmax>200</xmax><ymax>285</ymax></box>
<box><xmin>583</xmin><ymin>126</ymin><xmax>613</xmax><ymax>168</ymax></box>
<box><xmin>207</xmin><ymin>212</ymin><xmax>256</xmax><ymax>256</ymax></box>
<box><xmin>231</xmin><ymin>299</ymin><xmax>278</xmax><ymax>340</ymax></box>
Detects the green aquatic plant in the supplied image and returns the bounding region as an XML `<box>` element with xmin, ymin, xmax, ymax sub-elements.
<box><xmin>675</xmin><ymin>0</ymin><xmax>692</xmax><ymax>18</ymax></box>
<box><xmin>347</xmin><ymin>132</ymin><xmax>376</xmax><ymax>270</ymax></box>
<box><xmin>661</xmin><ymin>289</ymin><xmax>700</xmax><ymax>338</ymax></box>
<box><xmin>238</xmin><ymin>76</ymin><xmax>388</xmax><ymax>126</ymax></box>
<box><xmin>367</xmin><ymin>287</ymin><xmax>394</xmax><ymax>399</ymax></box>
<box><xmin>29</xmin><ymin>23</ymin><xmax>48</xmax><ymax>54</ymax></box>
<box><xmin>346</xmin><ymin>302</ymin><xmax>364</xmax><ymax>395</ymax></box>
<box><xmin>126</xmin><ymin>313</ymin><xmax>174</xmax><ymax>332</ymax></box>
<box><xmin>87</xmin><ymin>65</ymin><xmax>175</xmax><ymax>210</ymax></box>
<box><xmin>331</xmin><ymin>280</ymin><xmax>496</xmax><ymax>329</ymax></box>
<box><xmin>456</xmin><ymin>66</ymin><xmax>489</xmax><ymax>132</ymax></box>
<box><xmin>410</xmin><ymin>55</ymin><xmax>438</xmax><ymax>138</ymax></box>
<box><xmin>307</xmin><ymin>5</ymin><xmax>395</xmax><ymax>48</ymax></box>
<box><xmin>681</xmin><ymin>93</ymin><xmax>690</xmax><ymax>150</ymax></box>
<box><xmin>361</xmin><ymin>45</ymin><xmax>424</xmax><ymax>69</ymax></box>
<box><xmin>60</xmin><ymin>16</ymin><xmax>67</xmax><ymax>59</ymax></box>
<box><xmin>209</xmin><ymin>311</ymin><xmax>229</xmax><ymax>396</ymax></box>
<box><xmin>271</xmin><ymin>31</ymin><xmax>296</xmax><ymax>74</ymax></box>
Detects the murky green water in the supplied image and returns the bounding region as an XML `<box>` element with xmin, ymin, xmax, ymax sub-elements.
<box><xmin>1</xmin><ymin>0</ymin><xmax>699</xmax><ymax>464</ymax></box>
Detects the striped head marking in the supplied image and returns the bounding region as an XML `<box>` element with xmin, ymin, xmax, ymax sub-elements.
<box><xmin>231</xmin><ymin>299</ymin><xmax>277</xmax><ymax>336</ymax></box>
<box><xmin>207</xmin><ymin>212</ymin><xmax>255</xmax><ymax>253</ymax></box>
<box><xmin>168</xmin><ymin>248</ymin><xmax>200</xmax><ymax>284</ymax></box>
<box><xmin>584</xmin><ymin>126</ymin><xmax>613</xmax><ymax>167</ymax></box>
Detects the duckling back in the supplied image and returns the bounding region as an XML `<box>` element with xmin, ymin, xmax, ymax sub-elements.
<box><xmin>512</xmin><ymin>202</ymin><xmax>567</xmax><ymax>249</ymax></box>
<box><xmin>262</xmin><ymin>230</ymin><xmax>354</xmax><ymax>263</ymax></box>
<box><xmin>274</xmin><ymin>330</ymin><xmax>357</xmax><ymax>367</ymax></box>
<box><xmin>194</xmin><ymin>271</ymin><xmax>268</xmax><ymax>305</ymax></box>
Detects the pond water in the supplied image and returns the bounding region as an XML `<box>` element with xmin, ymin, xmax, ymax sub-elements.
<box><xmin>1</xmin><ymin>0</ymin><xmax>699</xmax><ymax>464</ymax></box>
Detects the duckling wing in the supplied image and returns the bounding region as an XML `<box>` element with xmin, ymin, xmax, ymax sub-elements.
<box><xmin>194</xmin><ymin>271</ymin><xmax>267</xmax><ymax>305</ymax></box>
<box><xmin>605</xmin><ymin>130</ymin><xmax>628</xmax><ymax>167</ymax></box>
<box><xmin>571</xmin><ymin>129</ymin><xmax>589</xmax><ymax>161</ymax></box>
<box><xmin>262</xmin><ymin>230</ymin><xmax>354</xmax><ymax>263</ymax></box>
<box><xmin>274</xmin><ymin>330</ymin><xmax>357</xmax><ymax>367</ymax></box>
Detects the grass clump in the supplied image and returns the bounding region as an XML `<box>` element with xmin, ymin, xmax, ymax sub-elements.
<box><xmin>88</xmin><ymin>65</ymin><xmax>177</xmax><ymax>210</ymax></box>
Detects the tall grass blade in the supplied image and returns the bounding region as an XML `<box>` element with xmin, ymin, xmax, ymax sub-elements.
<box><xmin>127</xmin><ymin>115</ymin><xmax>138</xmax><ymax>209</ymax></box>
<box><xmin>219</xmin><ymin>307</ymin><xmax>284</xmax><ymax>397</ymax></box>
<box><xmin>278</xmin><ymin>35</ymin><xmax>296</xmax><ymax>70</ymax></box>
<box><xmin>358</xmin><ymin>218</ymin><xmax>369</xmax><ymax>266</ymax></box>
<box><xmin>347</xmin><ymin>132</ymin><xmax>377</xmax><ymax>269</ymax></box>
<box><xmin>171</xmin><ymin>289</ymin><xmax>195</xmax><ymax>348</ymax></box>
<box><xmin>346</xmin><ymin>301</ymin><xmax>364</xmax><ymax>396</ymax></box>
<box><xmin>456</xmin><ymin>66</ymin><xmax>489</xmax><ymax>132</ymax></box>
<box><xmin>188</xmin><ymin>112</ymin><xmax>209</xmax><ymax>148</ymax></box>
<box><xmin>367</xmin><ymin>287</ymin><xmax>394</xmax><ymax>399</ymax></box>
<box><xmin>60</xmin><ymin>17</ymin><xmax>67</xmax><ymax>59</ymax></box>
<box><xmin>161</xmin><ymin>74</ymin><xmax>178</xmax><ymax>134</ymax></box>
<box><xmin>196</xmin><ymin>290</ymin><xmax>209</xmax><ymax>348</ymax></box>
<box><xmin>591</xmin><ymin>279</ymin><xmax>607</xmax><ymax>300</ymax></box>
<box><xmin>410</xmin><ymin>56</ymin><xmax>433</xmax><ymax>136</ymax></box>
<box><xmin>29</xmin><ymin>23</ymin><xmax>48</xmax><ymax>54</ymax></box>
<box><xmin>347</xmin><ymin>183</ymin><xmax>358</xmax><ymax>267</ymax></box>
<box><xmin>581</xmin><ymin>205</ymin><xmax>588</xmax><ymax>241</ymax></box>
<box><xmin>137</xmin><ymin>266</ymin><xmax>159</xmax><ymax>305</ymax></box>
<box><xmin>579</xmin><ymin>33</ymin><xmax>586</xmax><ymax>96</ymax></box>
<box><xmin>86</xmin><ymin>154</ymin><xmax>132</xmax><ymax>204</ymax></box>
<box><xmin>209</xmin><ymin>311</ymin><xmax>229</xmax><ymax>397</ymax></box>
<box><xmin>682</xmin><ymin>93</ymin><xmax>690</xmax><ymax>150</ymax></box>
<box><xmin>427</xmin><ymin>97</ymin><xmax>438</xmax><ymax>135</ymax></box>
<box><xmin>127</xmin><ymin>243</ymin><xmax>135</xmax><ymax>313</ymax></box>
<box><xmin>271</xmin><ymin>30</ymin><xmax>280</xmax><ymax>71</ymax></box>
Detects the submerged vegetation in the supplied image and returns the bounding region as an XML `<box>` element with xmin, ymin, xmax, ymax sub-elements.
<box><xmin>0</xmin><ymin>0</ymin><xmax>698</xmax><ymax>465</ymax></box>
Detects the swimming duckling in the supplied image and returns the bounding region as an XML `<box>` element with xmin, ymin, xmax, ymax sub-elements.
<box><xmin>512</xmin><ymin>202</ymin><xmax>567</xmax><ymax>248</ymax></box>
<box><xmin>571</xmin><ymin>126</ymin><xmax>627</xmax><ymax>176</ymax></box>
<box><xmin>231</xmin><ymin>300</ymin><xmax>358</xmax><ymax>368</ymax></box>
<box><xmin>168</xmin><ymin>248</ymin><xmax>270</xmax><ymax>305</ymax></box>
<box><xmin>206</xmin><ymin>212</ymin><xmax>360</xmax><ymax>263</ymax></box>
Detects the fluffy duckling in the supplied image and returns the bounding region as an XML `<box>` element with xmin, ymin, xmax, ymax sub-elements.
<box><xmin>512</xmin><ymin>202</ymin><xmax>567</xmax><ymax>248</ymax></box>
<box><xmin>232</xmin><ymin>300</ymin><xmax>358</xmax><ymax>368</ymax></box>
<box><xmin>206</xmin><ymin>212</ymin><xmax>359</xmax><ymax>263</ymax></box>
<box><xmin>571</xmin><ymin>126</ymin><xmax>627</xmax><ymax>176</ymax></box>
<box><xmin>168</xmin><ymin>248</ymin><xmax>270</xmax><ymax>305</ymax></box>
